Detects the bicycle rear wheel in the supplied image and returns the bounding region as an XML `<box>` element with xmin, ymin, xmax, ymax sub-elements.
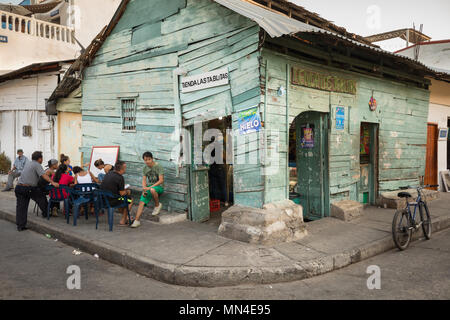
<box><xmin>392</xmin><ymin>209</ymin><xmax>412</xmax><ymax>250</ymax></box>
<box><xmin>419</xmin><ymin>202</ymin><xmax>432</xmax><ymax>240</ymax></box>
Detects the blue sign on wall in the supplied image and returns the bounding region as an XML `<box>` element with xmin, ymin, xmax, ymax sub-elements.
<box><xmin>50</xmin><ymin>9</ymin><xmax>60</xmax><ymax>17</ymax></box>
<box><xmin>0</xmin><ymin>35</ymin><xmax>8</xmax><ymax>43</ymax></box>
<box><xmin>336</xmin><ymin>106</ymin><xmax>345</xmax><ymax>130</ymax></box>
<box><xmin>238</xmin><ymin>107</ymin><xmax>262</xmax><ymax>135</ymax></box>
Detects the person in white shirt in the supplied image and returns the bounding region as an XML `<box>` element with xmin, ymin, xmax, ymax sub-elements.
<box><xmin>73</xmin><ymin>166</ymin><xmax>98</xmax><ymax>184</ymax></box>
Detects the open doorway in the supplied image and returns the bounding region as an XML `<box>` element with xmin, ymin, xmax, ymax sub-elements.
<box><xmin>188</xmin><ymin>117</ymin><xmax>234</xmax><ymax>225</ymax></box>
<box><xmin>359</xmin><ymin>122</ymin><xmax>379</xmax><ymax>204</ymax></box>
<box><xmin>291</xmin><ymin>111</ymin><xmax>330</xmax><ymax>221</ymax></box>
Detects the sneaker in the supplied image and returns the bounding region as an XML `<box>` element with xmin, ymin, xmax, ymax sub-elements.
<box><xmin>130</xmin><ymin>220</ymin><xmax>141</xmax><ymax>228</ymax></box>
<box><xmin>152</xmin><ymin>203</ymin><xmax>162</xmax><ymax>216</ymax></box>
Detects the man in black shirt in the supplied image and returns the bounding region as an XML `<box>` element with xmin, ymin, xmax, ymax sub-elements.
<box><xmin>100</xmin><ymin>160</ymin><xmax>133</xmax><ymax>226</ymax></box>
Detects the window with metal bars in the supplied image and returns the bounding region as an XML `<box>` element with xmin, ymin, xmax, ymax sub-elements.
<box><xmin>121</xmin><ymin>99</ymin><xmax>137</xmax><ymax>132</ymax></box>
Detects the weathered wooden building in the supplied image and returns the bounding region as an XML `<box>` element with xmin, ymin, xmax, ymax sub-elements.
<box><xmin>78</xmin><ymin>0</ymin><xmax>438</xmax><ymax>232</ymax></box>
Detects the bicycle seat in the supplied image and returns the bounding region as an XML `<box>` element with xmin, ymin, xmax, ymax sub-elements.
<box><xmin>398</xmin><ymin>192</ymin><xmax>412</xmax><ymax>198</ymax></box>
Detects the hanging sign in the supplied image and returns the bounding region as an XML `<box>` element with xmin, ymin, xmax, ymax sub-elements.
<box><xmin>238</xmin><ymin>108</ymin><xmax>261</xmax><ymax>135</ymax></box>
<box><xmin>369</xmin><ymin>96</ymin><xmax>377</xmax><ymax>111</ymax></box>
<box><xmin>0</xmin><ymin>35</ymin><xmax>7</xmax><ymax>43</ymax></box>
<box><xmin>301</xmin><ymin>127</ymin><xmax>314</xmax><ymax>149</ymax></box>
<box><xmin>181</xmin><ymin>68</ymin><xmax>229</xmax><ymax>93</ymax></box>
<box><xmin>336</xmin><ymin>107</ymin><xmax>345</xmax><ymax>130</ymax></box>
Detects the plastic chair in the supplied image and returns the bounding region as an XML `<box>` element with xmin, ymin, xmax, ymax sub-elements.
<box><xmin>72</xmin><ymin>183</ymin><xmax>100</xmax><ymax>226</ymax></box>
<box><xmin>94</xmin><ymin>189</ymin><xmax>131</xmax><ymax>232</ymax></box>
<box><xmin>46</xmin><ymin>185</ymin><xmax>73</xmax><ymax>224</ymax></box>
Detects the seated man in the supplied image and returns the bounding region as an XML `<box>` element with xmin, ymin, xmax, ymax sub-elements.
<box><xmin>3</xmin><ymin>149</ymin><xmax>28</xmax><ymax>192</ymax></box>
<box><xmin>100</xmin><ymin>160</ymin><xmax>133</xmax><ymax>226</ymax></box>
<box><xmin>131</xmin><ymin>152</ymin><xmax>164</xmax><ymax>228</ymax></box>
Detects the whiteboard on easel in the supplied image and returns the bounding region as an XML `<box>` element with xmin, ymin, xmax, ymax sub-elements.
<box><xmin>88</xmin><ymin>146</ymin><xmax>120</xmax><ymax>177</ymax></box>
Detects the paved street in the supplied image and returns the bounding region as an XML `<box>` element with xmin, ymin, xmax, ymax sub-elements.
<box><xmin>0</xmin><ymin>219</ymin><xmax>448</xmax><ymax>300</ymax></box>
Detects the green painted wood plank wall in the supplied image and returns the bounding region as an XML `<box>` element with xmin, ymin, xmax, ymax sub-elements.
<box><xmin>81</xmin><ymin>0</ymin><xmax>264</xmax><ymax>211</ymax></box>
<box><xmin>261</xmin><ymin>48</ymin><xmax>430</xmax><ymax>206</ymax></box>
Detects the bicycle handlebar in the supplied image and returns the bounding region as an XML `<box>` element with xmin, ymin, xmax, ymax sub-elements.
<box><xmin>400</xmin><ymin>185</ymin><xmax>439</xmax><ymax>190</ymax></box>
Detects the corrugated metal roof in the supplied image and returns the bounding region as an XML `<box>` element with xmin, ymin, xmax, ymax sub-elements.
<box><xmin>215</xmin><ymin>0</ymin><xmax>449</xmax><ymax>79</ymax></box>
<box><xmin>214</xmin><ymin>0</ymin><xmax>321</xmax><ymax>37</ymax></box>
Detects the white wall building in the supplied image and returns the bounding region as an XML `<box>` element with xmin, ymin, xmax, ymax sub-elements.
<box><xmin>396</xmin><ymin>41</ymin><xmax>450</xmax><ymax>190</ymax></box>
<box><xmin>0</xmin><ymin>60</ymin><xmax>73</xmax><ymax>163</ymax></box>
<box><xmin>0</xmin><ymin>0</ymin><xmax>121</xmax><ymax>72</ymax></box>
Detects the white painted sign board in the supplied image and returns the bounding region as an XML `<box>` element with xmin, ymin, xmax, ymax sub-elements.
<box><xmin>181</xmin><ymin>68</ymin><xmax>229</xmax><ymax>93</ymax></box>
<box><xmin>88</xmin><ymin>146</ymin><xmax>120</xmax><ymax>177</ymax></box>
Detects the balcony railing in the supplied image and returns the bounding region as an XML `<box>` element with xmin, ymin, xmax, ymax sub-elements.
<box><xmin>0</xmin><ymin>10</ymin><xmax>75</xmax><ymax>44</ymax></box>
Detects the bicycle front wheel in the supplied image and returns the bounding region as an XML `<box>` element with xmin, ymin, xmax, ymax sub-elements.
<box><xmin>419</xmin><ymin>202</ymin><xmax>432</xmax><ymax>240</ymax></box>
<box><xmin>392</xmin><ymin>209</ymin><xmax>412</xmax><ymax>251</ymax></box>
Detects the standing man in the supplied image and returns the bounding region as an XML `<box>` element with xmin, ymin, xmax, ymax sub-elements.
<box><xmin>131</xmin><ymin>152</ymin><xmax>164</xmax><ymax>228</ymax></box>
<box><xmin>15</xmin><ymin>151</ymin><xmax>59</xmax><ymax>231</ymax></box>
<box><xmin>100</xmin><ymin>160</ymin><xmax>133</xmax><ymax>226</ymax></box>
<box><xmin>2</xmin><ymin>149</ymin><xmax>28</xmax><ymax>192</ymax></box>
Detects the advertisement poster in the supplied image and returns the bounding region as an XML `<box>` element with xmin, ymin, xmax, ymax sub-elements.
<box><xmin>238</xmin><ymin>108</ymin><xmax>262</xmax><ymax>135</ymax></box>
<box><xmin>301</xmin><ymin>127</ymin><xmax>314</xmax><ymax>149</ymax></box>
<box><xmin>336</xmin><ymin>107</ymin><xmax>345</xmax><ymax>130</ymax></box>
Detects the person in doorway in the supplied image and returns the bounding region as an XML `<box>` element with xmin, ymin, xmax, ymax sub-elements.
<box><xmin>100</xmin><ymin>161</ymin><xmax>133</xmax><ymax>226</ymax></box>
<box><xmin>3</xmin><ymin>149</ymin><xmax>29</xmax><ymax>192</ymax></box>
<box><xmin>15</xmin><ymin>151</ymin><xmax>59</xmax><ymax>231</ymax></box>
<box><xmin>131</xmin><ymin>152</ymin><xmax>164</xmax><ymax>228</ymax></box>
<box><xmin>60</xmin><ymin>154</ymin><xmax>73</xmax><ymax>177</ymax></box>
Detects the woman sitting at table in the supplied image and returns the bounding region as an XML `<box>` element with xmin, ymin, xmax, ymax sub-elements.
<box><xmin>51</xmin><ymin>164</ymin><xmax>74</xmax><ymax>214</ymax></box>
<box><xmin>73</xmin><ymin>166</ymin><xmax>98</xmax><ymax>184</ymax></box>
<box><xmin>94</xmin><ymin>159</ymin><xmax>114</xmax><ymax>183</ymax></box>
<box><xmin>73</xmin><ymin>166</ymin><xmax>97</xmax><ymax>215</ymax></box>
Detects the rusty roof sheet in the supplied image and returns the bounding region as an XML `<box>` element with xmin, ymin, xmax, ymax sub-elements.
<box><xmin>214</xmin><ymin>0</ymin><xmax>321</xmax><ymax>37</ymax></box>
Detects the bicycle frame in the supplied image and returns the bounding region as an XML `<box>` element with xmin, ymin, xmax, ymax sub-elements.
<box><xmin>405</xmin><ymin>190</ymin><xmax>422</xmax><ymax>221</ymax></box>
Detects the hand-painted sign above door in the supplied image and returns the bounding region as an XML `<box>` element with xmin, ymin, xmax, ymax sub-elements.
<box><xmin>291</xmin><ymin>67</ymin><xmax>357</xmax><ymax>95</ymax></box>
<box><xmin>238</xmin><ymin>107</ymin><xmax>261</xmax><ymax>135</ymax></box>
<box><xmin>181</xmin><ymin>68</ymin><xmax>229</xmax><ymax>93</ymax></box>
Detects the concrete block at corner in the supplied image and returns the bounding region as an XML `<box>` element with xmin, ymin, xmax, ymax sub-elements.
<box><xmin>331</xmin><ymin>200</ymin><xmax>364</xmax><ymax>222</ymax></box>
<box><xmin>218</xmin><ymin>201</ymin><xmax>307</xmax><ymax>245</ymax></box>
<box><xmin>379</xmin><ymin>189</ymin><xmax>440</xmax><ymax>209</ymax></box>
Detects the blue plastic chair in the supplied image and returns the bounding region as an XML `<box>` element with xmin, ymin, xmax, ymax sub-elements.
<box><xmin>72</xmin><ymin>183</ymin><xmax>100</xmax><ymax>226</ymax></box>
<box><xmin>46</xmin><ymin>185</ymin><xmax>73</xmax><ymax>224</ymax></box>
<box><xmin>94</xmin><ymin>189</ymin><xmax>131</xmax><ymax>231</ymax></box>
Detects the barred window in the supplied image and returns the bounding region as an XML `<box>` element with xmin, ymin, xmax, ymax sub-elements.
<box><xmin>121</xmin><ymin>99</ymin><xmax>136</xmax><ymax>132</ymax></box>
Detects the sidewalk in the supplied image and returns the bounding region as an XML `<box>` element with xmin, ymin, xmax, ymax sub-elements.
<box><xmin>0</xmin><ymin>191</ymin><xmax>449</xmax><ymax>287</ymax></box>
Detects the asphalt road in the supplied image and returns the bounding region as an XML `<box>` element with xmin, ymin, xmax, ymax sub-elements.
<box><xmin>0</xmin><ymin>219</ymin><xmax>448</xmax><ymax>300</ymax></box>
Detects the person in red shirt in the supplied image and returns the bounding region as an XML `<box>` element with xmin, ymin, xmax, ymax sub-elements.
<box><xmin>52</xmin><ymin>164</ymin><xmax>74</xmax><ymax>199</ymax></box>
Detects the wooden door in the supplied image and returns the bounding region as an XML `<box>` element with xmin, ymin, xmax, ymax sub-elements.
<box><xmin>425</xmin><ymin>124</ymin><xmax>438</xmax><ymax>189</ymax></box>
<box><xmin>296</xmin><ymin>112</ymin><xmax>329</xmax><ymax>220</ymax></box>
<box><xmin>188</xmin><ymin>126</ymin><xmax>210</xmax><ymax>222</ymax></box>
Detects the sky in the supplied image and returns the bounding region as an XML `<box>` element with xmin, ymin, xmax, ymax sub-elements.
<box><xmin>2</xmin><ymin>0</ymin><xmax>450</xmax><ymax>51</ymax></box>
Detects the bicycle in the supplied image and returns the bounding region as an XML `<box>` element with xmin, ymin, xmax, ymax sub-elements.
<box><xmin>392</xmin><ymin>184</ymin><xmax>439</xmax><ymax>251</ymax></box>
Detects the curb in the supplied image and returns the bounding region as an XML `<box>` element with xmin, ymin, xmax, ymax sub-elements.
<box><xmin>1</xmin><ymin>208</ymin><xmax>449</xmax><ymax>287</ymax></box>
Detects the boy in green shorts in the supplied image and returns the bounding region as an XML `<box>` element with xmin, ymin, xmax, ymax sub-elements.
<box><xmin>131</xmin><ymin>152</ymin><xmax>164</xmax><ymax>228</ymax></box>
